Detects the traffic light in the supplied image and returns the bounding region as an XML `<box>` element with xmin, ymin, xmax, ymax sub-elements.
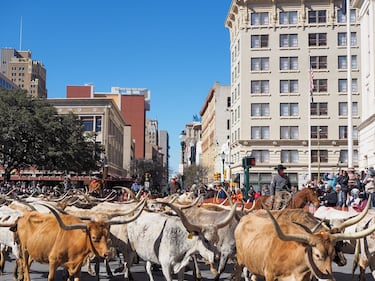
<box><xmin>242</xmin><ymin>156</ymin><xmax>256</xmax><ymax>168</ymax></box>
<box><xmin>214</xmin><ymin>173</ymin><xmax>221</xmax><ymax>181</ymax></box>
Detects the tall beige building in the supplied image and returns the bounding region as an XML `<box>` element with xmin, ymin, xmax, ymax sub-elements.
<box><xmin>225</xmin><ymin>0</ymin><xmax>360</xmax><ymax>189</ymax></box>
<box><xmin>1</xmin><ymin>48</ymin><xmax>47</xmax><ymax>98</ymax></box>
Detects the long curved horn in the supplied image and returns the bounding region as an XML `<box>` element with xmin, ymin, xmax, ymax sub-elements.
<box><xmin>114</xmin><ymin>186</ymin><xmax>137</xmax><ymax>201</ymax></box>
<box><xmin>265</xmin><ymin>210</ymin><xmax>310</xmax><ymax>244</ymax></box>
<box><xmin>107</xmin><ymin>199</ymin><xmax>146</xmax><ymax>225</ymax></box>
<box><xmin>135</xmin><ymin>187</ymin><xmax>144</xmax><ymax>200</ymax></box>
<box><xmin>180</xmin><ymin>195</ymin><xmax>203</xmax><ymax>210</ymax></box>
<box><xmin>106</xmin><ymin>198</ymin><xmax>147</xmax><ymax>219</ymax></box>
<box><xmin>38</xmin><ymin>203</ymin><xmax>87</xmax><ymax>230</ymax></box>
<box><xmin>159</xmin><ymin>202</ymin><xmax>202</xmax><ymax>233</ymax></box>
<box><xmin>14</xmin><ymin>200</ymin><xmax>37</xmax><ymax>211</ymax></box>
<box><xmin>48</xmin><ymin>192</ymin><xmax>70</xmax><ymax>202</ymax></box>
<box><xmin>215</xmin><ymin>203</ymin><xmax>238</xmax><ymax>229</ymax></box>
<box><xmin>333</xmin><ymin>217</ymin><xmax>375</xmax><ymax>242</ymax></box>
<box><xmin>218</xmin><ymin>187</ymin><xmax>233</xmax><ymax>207</ymax></box>
<box><xmin>91</xmin><ymin>190</ymin><xmax>117</xmax><ymax>202</ymax></box>
<box><xmin>334</xmin><ymin>195</ymin><xmax>371</xmax><ymax>232</ymax></box>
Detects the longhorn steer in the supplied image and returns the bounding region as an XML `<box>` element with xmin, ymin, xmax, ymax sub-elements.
<box><xmin>127</xmin><ymin>203</ymin><xmax>237</xmax><ymax>281</ymax></box>
<box><xmin>178</xmin><ymin>202</ymin><xmax>241</xmax><ymax>281</ymax></box>
<box><xmin>233</xmin><ymin>209</ymin><xmax>375</xmax><ymax>281</ymax></box>
<box><xmin>0</xmin><ymin>205</ymin><xmax>23</xmax><ymax>278</ymax></box>
<box><xmin>11</xmin><ymin>202</ymin><xmax>144</xmax><ymax>281</ymax></box>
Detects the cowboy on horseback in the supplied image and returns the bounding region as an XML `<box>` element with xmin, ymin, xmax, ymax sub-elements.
<box><xmin>269</xmin><ymin>164</ymin><xmax>292</xmax><ymax>210</ymax></box>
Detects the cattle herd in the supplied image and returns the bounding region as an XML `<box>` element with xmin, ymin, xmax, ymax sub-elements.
<box><xmin>0</xmin><ymin>187</ymin><xmax>375</xmax><ymax>281</ymax></box>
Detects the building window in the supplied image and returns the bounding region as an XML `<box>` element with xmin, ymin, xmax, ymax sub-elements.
<box><xmin>251</xmin><ymin>80</ymin><xmax>269</xmax><ymax>94</ymax></box>
<box><xmin>338</xmin><ymin>32</ymin><xmax>357</xmax><ymax>46</ymax></box>
<box><xmin>311</xmin><ymin>150</ymin><xmax>328</xmax><ymax>162</ymax></box>
<box><xmin>338</xmin><ymin>79</ymin><xmax>358</xmax><ymax>92</ymax></box>
<box><xmin>281</xmin><ymin>150</ymin><xmax>299</xmax><ymax>163</ymax></box>
<box><xmin>312</xmin><ymin>79</ymin><xmax>328</xmax><ymax>92</ymax></box>
<box><xmin>280</xmin><ymin>80</ymin><xmax>298</xmax><ymax>93</ymax></box>
<box><xmin>280</xmin><ymin>34</ymin><xmax>298</xmax><ymax>47</ymax></box>
<box><xmin>339</xmin><ymin>102</ymin><xmax>358</xmax><ymax>116</ymax></box>
<box><xmin>311</xmin><ymin>102</ymin><xmax>328</xmax><ymax>116</ymax></box>
<box><xmin>251</xmin><ymin>57</ymin><xmax>269</xmax><ymax>71</ymax></box>
<box><xmin>251</xmin><ymin>12</ymin><xmax>269</xmax><ymax>25</ymax></box>
<box><xmin>337</xmin><ymin>9</ymin><xmax>356</xmax><ymax>23</ymax></box>
<box><xmin>339</xmin><ymin>126</ymin><xmax>358</xmax><ymax>139</ymax></box>
<box><xmin>311</xmin><ymin>126</ymin><xmax>328</xmax><ymax>139</ymax></box>
<box><xmin>280</xmin><ymin>57</ymin><xmax>298</xmax><ymax>70</ymax></box>
<box><xmin>280</xmin><ymin>103</ymin><xmax>299</xmax><ymax>116</ymax></box>
<box><xmin>95</xmin><ymin>116</ymin><xmax>102</xmax><ymax>132</ymax></box>
<box><xmin>338</xmin><ymin>55</ymin><xmax>358</xmax><ymax>69</ymax></box>
<box><xmin>279</xmin><ymin>11</ymin><xmax>298</xmax><ymax>24</ymax></box>
<box><xmin>280</xmin><ymin>126</ymin><xmax>299</xmax><ymax>139</ymax></box>
<box><xmin>308</xmin><ymin>33</ymin><xmax>327</xmax><ymax>46</ymax></box>
<box><xmin>80</xmin><ymin>116</ymin><xmax>94</xmax><ymax>132</ymax></box>
<box><xmin>251</xmin><ymin>35</ymin><xmax>269</xmax><ymax>48</ymax></box>
<box><xmin>251</xmin><ymin>126</ymin><xmax>270</xmax><ymax>139</ymax></box>
<box><xmin>251</xmin><ymin>150</ymin><xmax>270</xmax><ymax>163</ymax></box>
<box><xmin>339</xmin><ymin>150</ymin><xmax>358</xmax><ymax>163</ymax></box>
<box><xmin>308</xmin><ymin>10</ymin><xmax>327</xmax><ymax>23</ymax></box>
<box><xmin>251</xmin><ymin>103</ymin><xmax>270</xmax><ymax>116</ymax></box>
<box><xmin>310</xmin><ymin>56</ymin><xmax>327</xmax><ymax>69</ymax></box>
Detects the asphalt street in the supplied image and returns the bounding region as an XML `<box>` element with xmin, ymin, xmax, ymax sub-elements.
<box><xmin>0</xmin><ymin>247</ymin><xmax>374</xmax><ymax>281</ymax></box>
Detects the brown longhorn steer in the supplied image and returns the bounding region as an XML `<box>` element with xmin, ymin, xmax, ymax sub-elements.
<box><xmin>10</xmin><ymin>202</ymin><xmax>144</xmax><ymax>281</ymax></box>
<box><xmin>233</xmin><ymin>208</ymin><xmax>375</xmax><ymax>281</ymax></box>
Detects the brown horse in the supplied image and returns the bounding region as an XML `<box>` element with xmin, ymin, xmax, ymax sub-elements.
<box><xmin>88</xmin><ymin>179</ymin><xmax>104</xmax><ymax>196</ymax></box>
<box><xmin>253</xmin><ymin>187</ymin><xmax>320</xmax><ymax>210</ymax></box>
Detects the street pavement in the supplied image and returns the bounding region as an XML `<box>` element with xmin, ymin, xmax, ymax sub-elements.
<box><xmin>0</xmin><ymin>247</ymin><xmax>374</xmax><ymax>281</ymax></box>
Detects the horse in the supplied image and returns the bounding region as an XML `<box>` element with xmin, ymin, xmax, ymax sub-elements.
<box><xmin>88</xmin><ymin>178</ymin><xmax>104</xmax><ymax>197</ymax></box>
<box><xmin>253</xmin><ymin>187</ymin><xmax>320</xmax><ymax>210</ymax></box>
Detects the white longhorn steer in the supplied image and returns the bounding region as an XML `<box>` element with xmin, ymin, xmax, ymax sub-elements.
<box><xmin>127</xmin><ymin>202</ymin><xmax>237</xmax><ymax>281</ymax></box>
<box><xmin>0</xmin><ymin>205</ymin><xmax>23</xmax><ymax>278</ymax></box>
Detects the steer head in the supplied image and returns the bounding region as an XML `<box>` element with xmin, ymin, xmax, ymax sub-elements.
<box><xmin>160</xmin><ymin>202</ymin><xmax>237</xmax><ymax>247</ymax></box>
<box><xmin>86</xmin><ymin>220</ymin><xmax>111</xmax><ymax>258</ymax></box>
<box><xmin>266</xmin><ymin>210</ymin><xmax>336</xmax><ymax>280</ymax></box>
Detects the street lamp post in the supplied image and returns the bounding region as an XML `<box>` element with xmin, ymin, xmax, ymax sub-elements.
<box><xmin>221</xmin><ymin>151</ymin><xmax>225</xmax><ymax>183</ymax></box>
<box><xmin>179</xmin><ymin>130</ymin><xmax>186</xmax><ymax>190</ymax></box>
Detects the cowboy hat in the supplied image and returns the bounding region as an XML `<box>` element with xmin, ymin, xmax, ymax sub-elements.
<box><xmin>274</xmin><ymin>164</ymin><xmax>287</xmax><ymax>170</ymax></box>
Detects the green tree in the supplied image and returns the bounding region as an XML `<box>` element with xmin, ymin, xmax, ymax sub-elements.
<box><xmin>181</xmin><ymin>164</ymin><xmax>208</xmax><ymax>190</ymax></box>
<box><xmin>0</xmin><ymin>89</ymin><xmax>103</xmax><ymax>182</ymax></box>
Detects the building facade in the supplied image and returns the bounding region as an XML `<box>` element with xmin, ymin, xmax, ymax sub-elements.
<box><xmin>225</xmin><ymin>0</ymin><xmax>361</xmax><ymax>190</ymax></box>
<box><xmin>1</xmin><ymin>48</ymin><xmax>47</xmax><ymax>98</ymax></box>
<box><xmin>353</xmin><ymin>0</ymin><xmax>375</xmax><ymax>170</ymax></box>
<box><xmin>67</xmin><ymin>85</ymin><xmax>150</xmax><ymax>160</ymax></box>
<box><xmin>48</xmin><ymin>98</ymin><xmax>131</xmax><ymax>179</ymax></box>
<box><xmin>200</xmin><ymin>82</ymin><xmax>231</xmax><ymax>182</ymax></box>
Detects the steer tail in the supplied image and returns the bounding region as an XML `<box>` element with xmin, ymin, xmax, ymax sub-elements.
<box><xmin>352</xmin><ymin>239</ymin><xmax>360</xmax><ymax>277</ymax></box>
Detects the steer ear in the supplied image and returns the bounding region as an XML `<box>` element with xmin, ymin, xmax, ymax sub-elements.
<box><xmin>37</xmin><ymin>203</ymin><xmax>87</xmax><ymax>231</ymax></box>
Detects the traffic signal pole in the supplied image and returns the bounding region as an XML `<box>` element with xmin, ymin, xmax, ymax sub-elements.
<box><xmin>242</xmin><ymin>156</ymin><xmax>256</xmax><ymax>200</ymax></box>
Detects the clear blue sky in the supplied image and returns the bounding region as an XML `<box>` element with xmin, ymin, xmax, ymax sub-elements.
<box><xmin>1</xmin><ymin>1</ymin><xmax>231</xmax><ymax>175</ymax></box>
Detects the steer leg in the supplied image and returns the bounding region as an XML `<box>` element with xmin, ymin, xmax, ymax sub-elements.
<box><xmin>230</xmin><ymin>263</ymin><xmax>243</xmax><ymax>281</ymax></box>
<box><xmin>0</xmin><ymin>248</ymin><xmax>5</xmax><ymax>274</ymax></box>
<box><xmin>191</xmin><ymin>255</ymin><xmax>202</xmax><ymax>281</ymax></box>
<box><xmin>47</xmin><ymin>259</ymin><xmax>59</xmax><ymax>281</ymax></box>
<box><xmin>160</xmin><ymin>263</ymin><xmax>173</xmax><ymax>281</ymax></box>
<box><xmin>145</xmin><ymin>261</ymin><xmax>155</xmax><ymax>281</ymax></box>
